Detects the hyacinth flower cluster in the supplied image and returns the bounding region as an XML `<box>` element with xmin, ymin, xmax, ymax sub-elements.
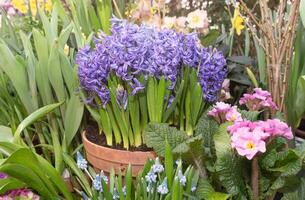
<box><xmin>77</xmin><ymin>18</ymin><xmax>227</xmax><ymax>148</ymax></box>
<box><xmin>209</xmin><ymin>88</ymin><xmax>293</xmax><ymax>160</ymax></box>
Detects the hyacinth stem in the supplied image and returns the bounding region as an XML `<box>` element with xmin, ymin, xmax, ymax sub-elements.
<box><xmin>251</xmin><ymin>156</ymin><xmax>259</xmax><ymax>200</ymax></box>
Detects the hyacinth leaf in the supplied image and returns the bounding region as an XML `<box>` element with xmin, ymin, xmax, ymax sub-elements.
<box><xmin>185</xmin><ymin>90</ymin><xmax>192</xmax><ymax>136</ymax></box>
<box><xmin>109</xmin><ymin>86</ymin><xmax>130</xmax><ymax>148</ymax></box>
<box><xmin>191</xmin><ymin>83</ymin><xmax>203</xmax><ymax>125</ymax></box>
<box><xmin>138</xmin><ymin>77</ymin><xmax>148</xmax><ymax>128</ymax></box>
<box><xmin>13</xmin><ymin>102</ymin><xmax>64</xmax><ymax>142</ymax></box>
<box><xmin>163</xmin><ymin>80</ymin><xmax>185</xmax><ymax>122</ymax></box>
<box><xmin>106</xmin><ymin>106</ymin><xmax>122</xmax><ymax>145</ymax></box>
<box><xmin>156</xmin><ymin>76</ymin><xmax>166</xmax><ymax>122</ymax></box>
<box><xmin>125</xmin><ymin>164</ymin><xmax>132</xmax><ymax>200</ymax></box>
<box><xmin>38</xmin><ymin>7</ymin><xmax>53</xmax><ymax>43</ymax></box>
<box><xmin>165</xmin><ymin>142</ymin><xmax>174</xmax><ymax>189</ymax></box>
<box><xmin>128</xmin><ymin>95</ymin><xmax>141</xmax><ymax>147</ymax></box>
<box><xmin>0</xmin><ymin>177</ymin><xmax>26</xmax><ymax>194</ymax></box>
<box><xmin>100</xmin><ymin>108</ymin><xmax>113</xmax><ymax>146</ymax></box>
<box><xmin>147</xmin><ymin>77</ymin><xmax>156</xmax><ymax>122</ymax></box>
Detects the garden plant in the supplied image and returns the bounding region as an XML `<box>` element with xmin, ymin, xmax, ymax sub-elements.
<box><xmin>0</xmin><ymin>0</ymin><xmax>304</xmax><ymax>200</ymax></box>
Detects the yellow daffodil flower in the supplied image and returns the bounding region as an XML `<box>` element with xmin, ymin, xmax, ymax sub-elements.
<box><xmin>12</xmin><ymin>0</ymin><xmax>28</xmax><ymax>14</ymax></box>
<box><xmin>231</xmin><ymin>6</ymin><xmax>245</xmax><ymax>35</ymax></box>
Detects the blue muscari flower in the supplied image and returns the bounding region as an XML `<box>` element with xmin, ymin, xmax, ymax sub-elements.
<box><xmin>145</xmin><ymin>171</ymin><xmax>157</xmax><ymax>183</ymax></box>
<box><xmin>152</xmin><ymin>157</ymin><xmax>164</xmax><ymax>173</ymax></box>
<box><xmin>93</xmin><ymin>175</ymin><xmax>103</xmax><ymax>192</ymax></box>
<box><xmin>76</xmin><ymin>152</ymin><xmax>88</xmax><ymax>170</ymax></box>
<box><xmin>157</xmin><ymin>178</ymin><xmax>169</xmax><ymax>195</ymax></box>
<box><xmin>147</xmin><ymin>183</ymin><xmax>153</xmax><ymax>193</ymax></box>
<box><xmin>113</xmin><ymin>188</ymin><xmax>119</xmax><ymax>199</ymax></box>
<box><xmin>122</xmin><ymin>186</ymin><xmax>126</xmax><ymax>196</ymax></box>
<box><xmin>191</xmin><ymin>184</ymin><xmax>197</xmax><ymax>192</ymax></box>
<box><xmin>178</xmin><ymin>170</ymin><xmax>186</xmax><ymax>186</ymax></box>
<box><xmin>81</xmin><ymin>192</ymin><xmax>91</xmax><ymax>200</ymax></box>
<box><xmin>100</xmin><ymin>170</ymin><xmax>109</xmax><ymax>184</ymax></box>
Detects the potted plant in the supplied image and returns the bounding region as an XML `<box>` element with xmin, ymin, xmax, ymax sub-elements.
<box><xmin>76</xmin><ymin>18</ymin><xmax>227</xmax><ymax>176</ymax></box>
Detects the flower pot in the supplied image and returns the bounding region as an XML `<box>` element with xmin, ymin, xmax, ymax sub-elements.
<box><xmin>82</xmin><ymin>131</ymin><xmax>156</xmax><ymax>177</ymax></box>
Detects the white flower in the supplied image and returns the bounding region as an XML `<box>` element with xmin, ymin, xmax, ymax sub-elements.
<box><xmin>145</xmin><ymin>171</ymin><xmax>157</xmax><ymax>183</ymax></box>
<box><xmin>186</xmin><ymin>9</ymin><xmax>209</xmax><ymax>29</ymax></box>
<box><xmin>178</xmin><ymin>170</ymin><xmax>186</xmax><ymax>186</ymax></box>
<box><xmin>163</xmin><ymin>16</ymin><xmax>177</xmax><ymax>28</ymax></box>
<box><xmin>176</xmin><ymin>17</ymin><xmax>187</xmax><ymax>28</ymax></box>
<box><xmin>157</xmin><ymin>178</ymin><xmax>169</xmax><ymax>195</ymax></box>
<box><xmin>113</xmin><ymin>188</ymin><xmax>119</xmax><ymax>199</ymax></box>
<box><xmin>152</xmin><ymin>157</ymin><xmax>164</xmax><ymax>173</ymax></box>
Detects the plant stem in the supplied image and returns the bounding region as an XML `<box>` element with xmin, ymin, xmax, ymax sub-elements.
<box><xmin>251</xmin><ymin>157</ymin><xmax>259</xmax><ymax>200</ymax></box>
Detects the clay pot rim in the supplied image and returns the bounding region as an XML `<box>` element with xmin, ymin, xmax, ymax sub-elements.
<box><xmin>82</xmin><ymin>131</ymin><xmax>155</xmax><ymax>155</ymax></box>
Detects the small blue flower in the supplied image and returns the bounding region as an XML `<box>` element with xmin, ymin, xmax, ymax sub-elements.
<box><xmin>100</xmin><ymin>171</ymin><xmax>108</xmax><ymax>184</ymax></box>
<box><xmin>93</xmin><ymin>175</ymin><xmax>102</xmax><ymax>191</ymax></box>
<box><xmin>81</xmin><ymin>192</ymin><xmax>91</xmax><ymax>200</ymax></box>
<box><xmin>122</xmin><ymin>186</ymin><xmax>126</xmax><ymax>196</ymax></box>
<box><xmin>113</xmin><ymin>188</ymin><xmax>119</xmax><ymax>199</ymax></box>
<box><xmin>191</xmin><ymin>184</ymin><xmax>197</xmax><ymax>192</ymax></box>
<box><xmin>157</xmin><ymin>178</ymin><xmax>169</xmax><ymax>195</ymax></box>
<box><xmin>147</xmin><ymin>183</ymin><xmax>153</xmax><ymax>193</ymax></box>
<box><xmin>152</xmin><ymin>157</ymin><xmax>164</xmax><ymax>173</ymax></box>
<box><xmin>178</xmin><ymin>170</ymin><xmax>186</xmax><ymax>186</ymax></box>
<box><xmin>145</xmin><ymin>171</ymin><xmax>157</xmax><ymax>183</ymax></box>
<box><xmin>76</xmin><ymin>152</ymin><xmax>88</xmax><ymax>170</ymax></box>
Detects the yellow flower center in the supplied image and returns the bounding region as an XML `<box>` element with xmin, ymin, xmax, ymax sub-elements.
<box><xmin>191</xmin><ymin>15</ymin><xmax>201</xmax><ymax>24</ymax></box>
<box><xmin>246</xmin><ymin>141</ymin><xmax>255</xmax><ymax>150</ymax></box>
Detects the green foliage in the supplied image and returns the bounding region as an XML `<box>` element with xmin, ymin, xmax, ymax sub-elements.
<box><xmin>144</xmin><ymin>123</ymin><xmax>188</xmax><ymax>156</ymax></box>
<box><xmin>196</xmin><ymin>179</ymin><xmax>232</xmax><ymax>200</ymax></box>
<box><xmin>239</xmin><ymin>110</ymin><xmax>260</xmax><ymax>121</ymax></box>
<box><xmin>0</xmin><ymin>8</ymin><xmax>85</xmax><ymax>172</ymax></box>
<box><xmin>300</xmin><ymin>0</ymin><xmax>305</xmax><ymax>27</ymax></box>
<box><xmin>0</xmin><ymin>148</ymin><xmax>73</xmax><ymax>200</ymax></box>
<box><xmin>282</xmin><ymin>177</ymin><xmax>305</xmax><ymax>200</ymax></box>
<box><xmin>287</xmin><ymin>24</ymin><xmax>305</xmax><ymax>128</ymax></box>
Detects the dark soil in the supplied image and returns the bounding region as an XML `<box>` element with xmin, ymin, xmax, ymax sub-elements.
<box><xmin>85</xmin><ymin>125</ymin><xmax>153</xmax><ymax>152</ymax></box>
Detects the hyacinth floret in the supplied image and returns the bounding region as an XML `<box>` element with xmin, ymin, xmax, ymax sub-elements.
<box><xmin>198</xmin><ymin>48</ymin><xmax>227</xmax><ymax>102</ymax></box>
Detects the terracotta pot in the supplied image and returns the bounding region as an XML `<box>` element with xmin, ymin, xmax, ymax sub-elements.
<box><xmin>82</xmin><ymin>131</ymin><xmax>156</xmax><ymax>177</ymax></box>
